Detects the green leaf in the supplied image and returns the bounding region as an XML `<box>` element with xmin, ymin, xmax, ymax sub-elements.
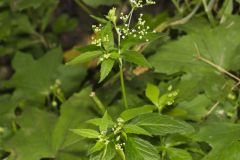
<box><xmin>132</xmin><ymin>113</ymin><xmax>194</xmax><ymax>135</ymax></box>
<box><xmin>6</xmin><ymin>108</ymin><xmax>57</xmax><ymax>160</ymax></box>
<box><xmin>90</xmin><ymin>141</ymin><xmax>105</xmax><ymax>154</ymax></box>
<box><xmin>145</xmin><ymin>83</ymin><xmax>160</xmax><ymax>106</ymax></box>
<box><xmin>195</xmin><ymin>123</ymin><xmax>240</xmax><ymax>160</ymax></box>
<box><xmin>123</xmin><ymin>51</ymin><xmax>151</xmax><ymax>67</ymax></box>
<box><xmin>71</xmin><ymin>129</ymin><xmax>100</xmax><ymax>139</ymax></box>
<box><xmin>167</xmin><ymin>148</ymin><xmax>193</xmax><ymax>160</ymax></box>
<box><xmin>177</xmin><ymin>95</ymin><xmax>211</xmax><ymax>121</ymax></box>
<box><xmin>120</xmin><ymin>105</ymin><xmax>154</xmax><ymax>121</ymax></box>
<box><xmin>51</xmin><ymin>87</ymin><xmax>95</xmax><ymax>153</ymax></box>
<box><xmin>125</xmin><ymin>137</ymin><xmax>160</xmax><ymax>160</ymax></box>
<box><xmin>149</xmin><ymin>17</ymin><xmax>240</xmax><ymax>74</ymax></box>
<box><xmin>99</xmin><ymin>111</ymin><xmax>114</xmax><ymax>132</ymax></box>
<box><xmin>123</xmin><ymin>124</ymin><xmax>152</xmax><ymax>136</ymax></box>
<box><xmin>99</xmin><ymin>59</ymin><xmax>115</xmax><ymax>82</ymax></box>
<box><xmin>66</xmin><ymin>51</ymin><xmax>102</xmax><ymax>65</ymax></box>
<box><xmin>101</xmin><ymin>22</ymin><xmax>114</xmax><ymax>50</ymax></box>
<box><xmin>9</xmin><ymin>48</ymin><xmax>63</xmax><ymax>105</ymax></box>
<box><xmin>90</xmin><ymin>142</ymin><xmax>116</xmax><ymax>160</ymax></box>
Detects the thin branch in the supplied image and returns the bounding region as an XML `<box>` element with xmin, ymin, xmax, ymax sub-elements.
<box><xmin>203</xmin><ymin>101</ymin><xmax>220</xmax><ymax>120</ymax></box>
<box><xmin>194</xmin><ymin>43</ymin><xmax>240</xmax><ymax>82</ymax></box>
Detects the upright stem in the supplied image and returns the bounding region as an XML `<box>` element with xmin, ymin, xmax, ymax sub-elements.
<box><xmin>119</xmin><ymin>63</ymin><xmax>128</xmax><ymax>109</ymax></box>
<box><xmin>114</xmin><ymin>24</ymin><xmax>128</xmax><ymax>109</ymax></box>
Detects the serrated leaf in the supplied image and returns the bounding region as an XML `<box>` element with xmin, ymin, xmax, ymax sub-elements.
<box><xmin>123</xmin><ymin>51</ymin><xmax>151</xmax><ymax>67</ymax></box>
<box><xmin>66</xmin><ymin>51</ymin><xmax>102</xmax><ymax>65</ymax></box>
<box><xmin>120</xmin><ymin>105</ymin><xmax>154</xmax><ymax>121</ymax></box>
<box><xmin>125</xmin><ymin>137</ymin><xmax>160</xmax><ymax>160</ymax></box>
<box><xmin>124</xmin><ymin>124</ymin><xmax>152</xmax><ymax>136</ymax></box>
<box><xmin>70</xmin><ymin>129</ymin><xmax>99</xmax><ymax>139</ymax></box>
<box><xmin>195</xmin><ymin>123</ymin><xmax>240</xmax><ymax>160</ymax></box>
<box><xmin>99</xmin><ymin>59</ymin><xmax>115</xmax><ymax>82</ymax></box>
<box><xmin>51</xmin><ymin>87</ymin><xmax>95</xmax><ymax>153</ymax></box>
<box><xmin>167</xmin><ymin>148</ymin><xmax>193</xmax><ymax>160</ymax></box>
<box><xmin>6</xmin><ymin>108</ymin><xmax>57</xmax><ymax>160</ymax></box>
<box><xmin>9</xmin><ymin>48</ymin><xmax>62</xmax><ymax>104</ymax></box>
<box><xmin>132</xmin><ymin>113</ymin><xmax>194</xmax><ymax>135</ymax></box>
<box><xmin>145</xmin><ymin>83</ymin><xmax>160</xmax><ymax>106</ymax></box>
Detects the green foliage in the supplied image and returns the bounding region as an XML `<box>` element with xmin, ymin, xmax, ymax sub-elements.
<box><xmin>1</xmin><ymin>0</ymin><xmax>240</xmax><ymax>159</ymax></box>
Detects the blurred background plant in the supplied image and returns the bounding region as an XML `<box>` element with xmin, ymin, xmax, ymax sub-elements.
<box><xmin>1</xmin><ymin>0</ymin><xmax>240</xmax><ymax>159</ymax></box>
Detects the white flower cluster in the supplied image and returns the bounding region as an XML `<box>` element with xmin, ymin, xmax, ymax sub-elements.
<box><xmin>99</xmin><ymin>53</ymin><xmax>111</xmax><ymax>62</ymax></box>
<box><xmin>98</xmin><ymin>131</ymin><xmax>110</xmax><ymax>145</ymax></box>
<box><xmin>115</xmin><ymin>143</ymin><xmax>126</xmax><ymax>151</ymax></box>
<box><xmin>130</xmin><ymin>0</ymin><xmax>156</xmax><ymax>8</ymax></box>
<box><xmin>118</xmin><ymin>13</ymin><xmax>155</xmax><ymax>42</ymax></box>
<box><xmin>91</xmin><ymin>24</ymin><xmax>110</xmax><ymax>47</ymax></box>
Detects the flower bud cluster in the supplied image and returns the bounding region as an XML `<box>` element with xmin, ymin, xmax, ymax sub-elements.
<box><xmin>91</xmin><ymin>24</ymin><xmax>110</xmax><ymax>47</ymax></box>
<box><xmin>98</xmin><ymin>131</ymin><xmax>110</xmax><ymax>145</ymax></box>
<box><xmin>49</xmin><ymin>79</ymin><xmax>63</xmax><ymax>107</ymax></box>
<box><xmin>111</xmin><ymin>118</ymin><xmax>125</xmax><ymax>135</ymax></box>
<box><xmin>166</xmin><ymin>91</ymin><xmax>178</xmax><ymax>105</ymax></box>
<box><xmin>118</xmin><ymin>13</ymin><xmax>155</xmax><ymax>42</ymax></box>
<box><xmin>115</xmin><ymin>142</ymin><xmax>126</xmax><ymax>151</ymax></box>
<box><xmin>130</xmin><ymin>0</ymin><xmax>156</xmax><ymax>8</ymax></box>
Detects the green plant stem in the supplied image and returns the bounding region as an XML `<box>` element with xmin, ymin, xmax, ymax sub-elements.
<box><xmin>119</xmin><ymin>63</ymin><xmax>128</xmax><ymax>109</ymax></box>
<box><xmin>114</xmin><ymin>23</ymin><xmax>128</xmax><ymax>109</ymax></box>
<box><xmin>202</xmin><ymin>0</ymin><xmax>215</xmax><ymax>26</ymax></box>
<box><xmin>90</xmin><ymin>92</ymin><xmax>105</xmax><ymax>114</ymax></box>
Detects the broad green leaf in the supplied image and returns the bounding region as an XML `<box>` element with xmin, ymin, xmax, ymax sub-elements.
<box><xmin>71</xmin><ymin>129</ymin><xmax>99</xmax><ymax>139</ymax></box>
<box><xmin>120</xmin><ymin>105</ymin><xmax>154</xmax><ymax>121</ymax></box>
<box><xmin>167</xmin><ymin>147</ymin><xmax>192</xmax><ymax>160</ymax></box>
<box><xmin>9</xmin><ymin>48</ymin><xmax>62</xmax><ymax>105</ymax></box>
<box><xmin>99</xmin><ymin>59</ymin><xmax>115</xmax><ymax>82</ymax></box>
<box><xmin>123</xmin><ymin>124</ymin><xmax>152</xmax><ymax>136</ymax></box>
<box><xmin>149</xmin><ymin>16</ymin><xmax>240</xmax><ymax>74</ymax></box>
<box><xmin>176</xmin><ymin>95</ymin><xmax>211</xmax><ymax>121</ymax></box>
<box><xmin>145</xmin><ymin>83</ymin><xmax>160</xmax><ymax>106</ymax></box>
<box><xmin>82</xmin><ymin>0</ymin><xmax>120</xmax><ymax>8</ymax></box>
<box><xmin>52</xmin><ymin>87</ymin><xmax>95</xmax><ymax>153</ymax></box>
<box><xmin>6</xmin><ymin>108</ymin><xmax>57</xmax><ymax>160</ymax></box>
<box><xmin>132</xmin><ymin>113</ymin><xmax>194</xmax><ymax>135</ymax></box>
<box><xmin>125</xmin><ymin>137</ymin><xmax>160</xmax><ymax>160</ymax></box>
<box><xmin>195</xmin><ymin>123</ymin><xmax>240</xmax><ymax>160</ymax></box>
<box><xmin>123</xmin><ymin>51</ymin><xmax>151</xmax><ymax>67</ymax></box>
<box><xmin>66</xmin><ymin>51</ymin><xmax>102</xmax><ymax>65</ymax></box>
